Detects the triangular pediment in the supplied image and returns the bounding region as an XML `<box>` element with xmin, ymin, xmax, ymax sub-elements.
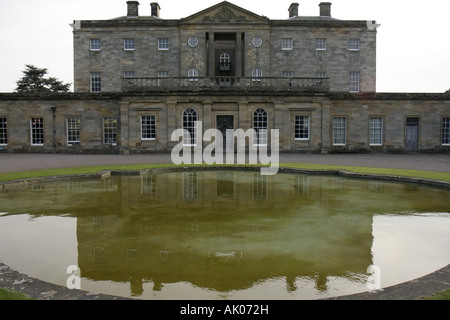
<box><xmin>182</xmin><ymin>1</ymin><xmax>269</xmax><ymax>23</ymax></box>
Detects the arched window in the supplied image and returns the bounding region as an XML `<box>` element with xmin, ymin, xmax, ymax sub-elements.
<box><xmin>219</xmin><ymin>53</ymin><xmax>231</xmax><ymax>71</ymax></box>
<box><xmin>183</xmin><ymin>108</ymin><xmax>198</xmax><ymax>146</ymax></box>
<box><xmin>253</xmin><ymin>108</ymin><xmax>268</xmax><ymax>146</ymax></box>
<box><xmin>188</xmin><ymin>68</ymin><xmax>199</xmax><ymax>81</ymax></box>
<box><xmin>252</xmin><ymin>68</ymin><xmax>262</xmax><ymax>82</ymax></box>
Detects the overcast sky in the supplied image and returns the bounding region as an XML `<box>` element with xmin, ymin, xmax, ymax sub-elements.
<box><xmin>0</xmin><ymin>0</ymin><xmax>449</xmax><ymax>93</ymax></box>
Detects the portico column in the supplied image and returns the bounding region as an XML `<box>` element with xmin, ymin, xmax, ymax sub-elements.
<box><xmin>235</xmin><ymin>32</ymin><xmax>243</xmax><ymax>77</ymax></box>
<box><xmin>208</xmin><ymin>32</ymin><xmax>215</xmax><ymax>77</ymax></box>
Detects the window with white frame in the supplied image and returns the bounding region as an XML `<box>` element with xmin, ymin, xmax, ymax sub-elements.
<box><xmin>90</xmin><ymin>72</ymin><xmax>101</xmax><ymax>92</ymax></box>
<box><xmin>252</xmin><ymin>68</ymin><xmax>263</xmax><ymax>82</ymax></box>
<box><xmin>67</xmin><ymin>118</ymin><xmax>81</xmax><ymax>145</ymax></box>
<box><xmin>295</xmin><ymin>115</ymin><xmax>310</xmax><ymax>140</ymax></box>
<box><xmin>442</xmin><ymin>117</ymin><xmax>450</xmax><ymax>145</ymax></box>
<box><xmin>158</xmin><ymin>38</ymin><xmax>169</xmax><ymax>50</ymax></box>
<box><xmin>0</xmin><ymin>118</ymin><xmax>7</xmax><ymax>145</ymax></box>
<box><xmin>103</xmin><ymin>118</ymin><xmax>118</xmax><ymax>145</ymax></box>
<box><xmin>253</xmin><ymin>108</ymin><xmax>268</xmax><ymax>146</ymax></box>
<box><xmin>369</xmin><ymin>117</ymin><xmax>383</xmax><ymax>146</ymax></box>
<box><xmin>188</xmin><ymin>68</ymin><xmax>199</xmax><ymax>81</ymax></box>
<box><xmin>349</xmin><ymin>39</ymin><xmax>360</xmax><ymax>51</ymax></box>
<box><xmin>349</xmin><ymin>72</ymin><xmax>360</xmax><ymax>92</ymax></box>
<box><xmin>316</xmin><ymin>38</ymin><xmax>327</xmax><ymax>50</ymax></box>
<box><xmin>31</xmin><ymin>118</ymin><xmax>44</xmax><ymax>146</ymax></box>
<box><xmin>124</xmin><ymin>38</ymin><xmax>135</xmax><ymax>50</ymax></box>
<box><xmin>183</xmin><ymin>109</ymin><xmax>198</xmax><ymax>146</ymax></box>
<box><xmin>333</xmin><ymin>117</ymin><xmax>346</xmax><ymax>145</ymax></box>
<box><xmin>157</xmin><ymin>71</ymin><xmax>169</xmax><ymax>86</ymax></box>
<box><xmin>90</xmin><ymin>39</ymin><xmax>101</xmax><ymax>51</ymax></box>
<box><xmin>282</xmin><ymin>38</ymin><xmax>293</xmax><ymax>50</ymax></box>
<box><xmin>124</xmin><ymin>71</ymin><xmax>135</xmax><ymax>78</ymax></box>
<box><xmin>141</xmin><ymin>115</ymin><xmax>156</xmax><ymax>140</ymax></box>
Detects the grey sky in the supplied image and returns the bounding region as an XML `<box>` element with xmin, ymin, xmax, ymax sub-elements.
<box><xmin>0</xmin><ymin>0</ymin><xmax>449</xmax><ymax>93</ymax></box>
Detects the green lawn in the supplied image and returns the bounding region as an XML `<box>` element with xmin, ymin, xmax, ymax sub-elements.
<box><xmin>0</xmin><ymin>288</ymin><xmax>34</xmax><ymax>300</ymax></box>
<box><xmin>1</xmin><ymin>163</ymin><xmax>450</xmax><ymax>183</ymax></box>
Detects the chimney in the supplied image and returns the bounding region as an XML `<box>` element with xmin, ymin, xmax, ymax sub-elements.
<box><xmin>289</xmin><ymin>3</ymin><xmax>299</xmax><ymax>18</ymax></box>
<box><xmin>127</xmin><ymin>1</ymin><xmax>140</xmax><ymax>17</ymax></box>
<box><xmin>150</xmin><ymin>2</ymin><xmax>161</xmax><ymax>17</ymax></box>
<box><xmin>319</xmin><ymin>2</ymin><xmax>332</xmax><ymax>17</ymax></box>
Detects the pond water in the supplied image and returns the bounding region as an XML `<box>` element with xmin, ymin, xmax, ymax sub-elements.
<box><xmin>0</xmin><ymin>169</ymin><xmax>449</xmax><ymax>300</ymax></box>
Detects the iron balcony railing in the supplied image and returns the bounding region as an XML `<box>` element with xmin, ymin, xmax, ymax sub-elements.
<box><xmin>121</xmin><ymin>77</ymin><xmax>329</xmax><ymax>92</ymax></box>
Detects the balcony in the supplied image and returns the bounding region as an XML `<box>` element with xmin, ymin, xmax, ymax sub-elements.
<box><xmin>121</xmin><ymin>77</ymin><xmax>329</xmax><ymax>93</ymax></box>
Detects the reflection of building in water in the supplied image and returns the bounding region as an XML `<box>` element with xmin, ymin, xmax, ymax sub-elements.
<box><xmin>76</xmin><ymin>170</ymin><xmax>376</xmax><ymax>296</ymax></box>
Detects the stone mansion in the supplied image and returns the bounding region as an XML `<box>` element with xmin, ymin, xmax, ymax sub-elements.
<box><xmin>0</xmin><ymin>1</ymin><xmax>449</xmax><ymax>154</ymax></box>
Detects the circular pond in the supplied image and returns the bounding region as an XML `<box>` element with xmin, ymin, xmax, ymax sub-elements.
<box><xmin>0</xmin><ymin>169</ymin><xmax>449</xmax><ymax>300</ymax></box>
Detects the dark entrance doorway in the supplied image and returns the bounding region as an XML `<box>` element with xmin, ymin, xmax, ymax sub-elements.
<box><xmin>406</xmin><ymin>117</ymin><xmax>419</xmax><ymax>151</ymax></box>
<box><xmin>217</xmin><ymin>115</ymin><xmax>234</xmax><ymax>150</ymax></box>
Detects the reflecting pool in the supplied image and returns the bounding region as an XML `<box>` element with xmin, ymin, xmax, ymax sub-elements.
<box><xmin>0</xmin><ymin>169</ymin><xmax>449</xmax><ymax>300</ymax></box>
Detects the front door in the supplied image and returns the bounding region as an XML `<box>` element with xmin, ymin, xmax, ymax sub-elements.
<box><xmin>217</xmin><ymin>115</ymin><xmax>234</xmax><ymax>151</ymax></box>
<box><xmin>406</xmin><ymin>117</ymin><xmax>419</xmax><ymax>151</ymax></box>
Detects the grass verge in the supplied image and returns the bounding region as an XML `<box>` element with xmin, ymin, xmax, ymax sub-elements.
<box><xmin>420</xmin><ymin>288</ymin><xmax>450</xmax><ymax>300</ymax></box>
<box><xmin>0</xmin><ymin>163</ymin><xmax>450</xmax><ymax>183</ymax></box>
<box><xmin>0</xmin><ymin>288</ymin><xmax>34</xmax><ymax>300</ymax></box>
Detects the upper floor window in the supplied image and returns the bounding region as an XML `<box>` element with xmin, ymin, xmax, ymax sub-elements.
<box><xmin>158</xmin><ymin>38</ymin><xmax>169</xmax><ymax>50</ymax></box>
<box><xmin>124</xmin><ymin>71</ymin><xmax>135</xmax><ymax>78</ymax></box>
<box><xmin>282</xmin><ymin>38</ymin><xmax>293</xmax><ymax>50</ymax></box>
<box><xmin>90</xmin><ymin>39</ymin><xmax>101</xmax><ymax>51</ymax></box>
<box><xmin>442</xmin><ymin>117</ymin><xmax>450</xmax><ymax>145</ymax></box>
<box><xmin>253</xmin><ymin>108</ymin><xmax>268</xmax><ymax>146</ymax></box>
<box><xmin>124</xmin><ymin>38</ymin><xmax>135</xmax><ymax>50</ymax></box>
<box><xmin>349</xmin><ymin>72</ymin><xmax>360</xmax><ymax>92</ymax></box>
<box><xmin>31</xmin><ymin>118</ymin><xmax>44</xmax><ymax>146</ymax></box>
<box><xmin>316</xmin><ymin>38</ymin><xmax>327</xmax><ymax>51</ymax></box>
<box><xmin>90</xmin><ymin>72</ymin><xmax>101</xmax><ymax>92</ymax></box>
<box><xmin>349</xmin><ymin>39</ymin><xmax>360</xmax><ymax>51</ymax></box>
<box><xmin>188</xmin><ymin>68</ymin><xmax>199</xmax><ymax>81</ymax></box>
<box><xmin>0</xmin><ymin>118</ymin><xmax>7</xmax><ymax>145</ymax></box>
<box><xmin>252</xmin><ymin>68</ymin><xmax>263</xmax><ymax>82</ymax></box>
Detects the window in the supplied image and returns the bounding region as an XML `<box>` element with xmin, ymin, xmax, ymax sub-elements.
<box><xmin>157</xmin><ymin>71</ymin><xmax>169</xmax><ymax>86</ymax></box>
<box><xmin>282</xmin><ymin>38</ymin><xmax>293</xmax><ymax>50</ymax></box>
<box><xmin>333</xmin><ymin>117</ymin><xmax>346</xmax><ymax>145</ymax></box>
<box><xmin>0</xmin><ymin>118</ymin><xmax>7</xmax><ymax>145</ymax></box>
<box><xmin>369</xmin><ymin>117</ymin><xmax>383</xmax><ymax>146</ymax></box>
<box><xmin>124</xmin><ymin>71</ymin><xmax>135</xmax><ymax>78</ymax></box>
<box><xmin>443</xmin><ymin>118</ymin><xmax>450</xmax><ymax>145</ymax></box>
<box><xmin>90</xmin><ymin>72</ymin><xmax>101</xmax><ymax>92</ymax></box>
<box><xmin>124</xmin><ymin>38</ymin><xmax>135</xmax><ymax>50</ymax></box>
<box><xmin>316</xmin><ymin>72</ymin><xmax>327</xmax><ymax>78</ymax></box>
<box><xmin>67</xmin><ymin>118</ymin><xmax>81</xmax><ymax>145</ymax></box>
<box><xmin>252</xmin><ymin>68</ymin><xmax>263</xmax><ymax>82</ymax></box>
<box><xmin>295</xmin><ymin>115</ymin><xmax>310</xmax><ymax>140</ymax></box>
<box><xmin>316</xmin><ymin>38</ymin><xmax>327</xmax><ymax>51</ymax></box>
<box><xmin>31</xmin><ymin>118</ymin><xmax>44</xmax><ymax>146</ymax></box>
<box><xmin>349</xmin><ymin>39</ymin><xmax>360</xmax><ymax>51</ymax></box>
<box><xmin>103</xmin><ymin>118</ymin><xmax>118</xmax><ymax>145</ymax></box>
<box><xmin>188</xmin><ymin>37</ymin><xmax>199</xmax><ymax>48</ymax></box>
<box><xmin>349</xmin><ymin>72</ymin><xmax>360</xmax><ymax>92</ymax></box>
<box><xmin>188</xmin><ymin>68</ymin><xmax>199</xmax><ymax>81</ymax></box>
<box><xmin>183</xmin><ymin>109</ymin><xmax>198</xmax><ymax>146</ymax></box>
<box><xmin>90</xmin><ymin>39</ymin><xmax>101</xmax><ymax>51</ymax></box>
<box><xmin>253</xmin><ymin>108</ymin><xmax>268</xmax><ymax>146</ymax></box>
<box><xmin>158</xmin><ymin>38</ymin><xmax>169</xmax><ymax>50</ymax></box>
<box><xmin>141</xmin><ymin>115</ymin><xmax>156</xmax><ymax>140</ymax></box>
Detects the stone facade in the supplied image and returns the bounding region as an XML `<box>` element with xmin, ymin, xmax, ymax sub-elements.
<box><xmin>0</xmin><ymin>2</ymin><xmax>449</xmax><ymax>155</ymax></box>
<box><xmin>73</xmin><ymin>1</ymin><xmax>376</xmax><ymax>93</ymax></box>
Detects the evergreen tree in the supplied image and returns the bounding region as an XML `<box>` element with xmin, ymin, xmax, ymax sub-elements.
<box><xmin>15</xmin><ymin>65</ymin><xmax>71</xmax><ymax>93</ymax></box>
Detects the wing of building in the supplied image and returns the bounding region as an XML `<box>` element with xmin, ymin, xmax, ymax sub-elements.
<box><xmin>0</xmin><ymin>1</ymin><xmax>449</xmax><ymax>154</ymax></box>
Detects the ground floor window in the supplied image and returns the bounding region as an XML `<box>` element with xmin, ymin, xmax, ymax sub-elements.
<box><xmin>295</xmin><ymin>115</ymin><xmax>310</xmax><ymax>140</ymax></box>
<box><xmin>67</xmin><ymin>118</ymin><xmax>81</xmax><ymax>145</ymax></box>
<box><xmin>369</xmin><ymin>117</ymin><xmax>383</xmax><ymax>146</ymax></box>
<box><xmin>30</xmin><ymin>118</ymin><xmax>44</xmax><ymax>145</ymax></box>
<box><xmin>443</xmin><ymin>117</ymin><xmax>450</xmax><ymax>145</ymax></box>
<box><xmin>103</xmin><ymin>118</ymin><xmax>118</xmax><ymax>145</ymax></box>
<box><xmin>333</xmin><ymin>117</ymin><xmax>346</xmax><ymax>145</ymax></box>
<box><xmin>253</xmin><ymin>108</ymin><xmax>268</xmax><ymax>146</ymax></box>
<box><xmin>141</xmin><ymin>115</ymin><xmax>156</xmax><ymax>140</ymax></box>
<box><xmin>0</xmin><ymin>118</ymin><xmax>7</xmax><ymax>145</ymax></box>
<box><xmin>183</xmin><ymin>109</ymin><xmax>197</xmax><ymax>146</ymax></box>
